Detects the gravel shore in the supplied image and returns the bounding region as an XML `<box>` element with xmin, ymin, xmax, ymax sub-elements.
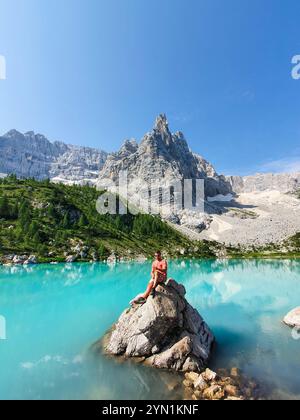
<box><xmin>198</xmin><ymin>191</ymin><xmax>300</xmax><ymax>246</ymax></box>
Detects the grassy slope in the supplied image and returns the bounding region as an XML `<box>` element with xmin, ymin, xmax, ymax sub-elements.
<box><xmin>0</xmin><ymin>176</ymin><xmax>216</xmax><ymax>262</ymax></box>
<box><xmin>0</xmin><ymin>177</ymin><xmax>299</xmax><ymax>263</ymax></box>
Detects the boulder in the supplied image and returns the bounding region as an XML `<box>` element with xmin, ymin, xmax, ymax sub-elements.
<box><xmin>24</xmin><ymin>255</ymin><xmax>37</xmax><ymax>265</ymax></box>
<box><xmin>194</xmin><ymin>375</ymin><xmax>209</xmax><ymax>391</ymax></box>
<box><xmin>185</xmin><ymin>372</ymin><xmax>200</xmax><ymax>383</ymax></box>
<box><xmin>230</xmin><ymin>367</ymin><xmax>241</xmax><ymax>378</ymax></box>
<box><xmin>182</xmin><ymin>366</ymin><xmax>259</xmax><ymax>400</ymax></box>
<box><xmin>103</xmin><ymin>279</ymin><xmax>214</xmax><ymax>373</ymax></box>
<box><xmin>66</xmin><ymin>255</ymin><xmax>77</xmax><ymax>263</ymax></box>
<box><xmin>225</xmin><ymin>385</ymin><xmax>239</xmax><ymax>398</ymax></box>
<box><xmin>91</xmin><ymin>252</ymin><xmax>98</xmax><ymax>262</ymax></box>
<box><xmin>283</xmin><ymin>307</ymin><xmax>300</xmax><ymax>328</ymax></box>
<box><xmin>202</xmin><ymin>368</ymin><xmax>218</xmax><ymax>382</ymax></box>
<box><xmin>13</xmin><ymin>255</ymin><xmax>27</xmax><ymax>264</ymax></box>
<box><xmin>202</xmin><ymin>385</ymin><xmax>225</xmax><ymax>400</ymax></box>
<box><xmin>107</xmin><ymin>253</ymin><xmax>118</xmax><ymax>264</ymax></box>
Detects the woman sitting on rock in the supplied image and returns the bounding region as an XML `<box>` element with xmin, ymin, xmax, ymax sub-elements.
<box><xmin>130</xmin><ymin>251</ymin><xmax>168</xmax><ymax>306</ymax></box>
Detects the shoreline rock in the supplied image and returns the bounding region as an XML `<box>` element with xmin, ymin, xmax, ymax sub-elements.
<box><xmin>65</xmin><ymin>255</ymin><xmax>78</xmax><ymax>263</ymax></box>
<box><xmin>24</xmin><ymin>255</ymin><xmax>38</xmax><ymax>265</ymax></box>
<box><xmin>0</xmin><ymin>254</ymin><xmax>37</xmax><ymax>266</ymax></box>
<box><xmin>99</xmin><ymin>279</ymin><xmax>215</xmax><ymax>373</ymax></box>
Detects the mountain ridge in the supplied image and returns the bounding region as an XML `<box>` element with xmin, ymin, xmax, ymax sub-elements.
<box><xmin>0</xmin><ymin>114</ymin><xmax>300</xmax><ymax>197</ymax></box>
<box><xmin>1</xmin><ymin>116</ymin><xmax>300</xmax><ymax>246</ymax></box>
<box><xmin>1</xmin><ymin>120</ymin><xmax>299</xmax><ymax>195</ymax></box>
<box><xmin>0</xmin><ymin>129</ymin><xmax>108</xmax><ymax>184</ymax></box>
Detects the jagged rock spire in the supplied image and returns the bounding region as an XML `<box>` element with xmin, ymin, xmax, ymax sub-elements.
<box><xmin>154</xmin><ymin>114</ymin><xmax>169</xmax><ymax>133</ymax></box>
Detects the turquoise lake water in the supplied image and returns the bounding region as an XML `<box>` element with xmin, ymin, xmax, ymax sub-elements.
<box><xmin>0</xmin><ymin>259</ymin><xmax>300</xmax><ymax>400</ymax></box>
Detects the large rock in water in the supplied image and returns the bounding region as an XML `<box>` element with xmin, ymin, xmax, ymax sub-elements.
<box><xmin>284</xmin><ymin>307</ymin><xmax>300</xmax><ymax>328</ymax></box>
<box><xmin>104</xmin><ymin>280</ymin><xmax>215</xmax><ymax>373</ymax></box>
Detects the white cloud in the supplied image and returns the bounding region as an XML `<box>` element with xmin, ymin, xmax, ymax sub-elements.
<box><xmin>259</xmin><ymin>156</ymin><xmax>300</xmax><ymax>174</ymax></box>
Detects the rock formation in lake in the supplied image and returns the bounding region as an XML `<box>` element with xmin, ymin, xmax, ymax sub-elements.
<box><xmin>284</xmin><ymin>307</ymin><xmax>300</xmax><ymax>328</ymax></box>
<box><xmin>102</xmin><ymin>279</ymin><xmax>215</xmax><ymax>373</ymax></box>
<box><xmin>0</xmin><ymin>129</ymin><xmax>108</xmax><ymax>184</ymax></box>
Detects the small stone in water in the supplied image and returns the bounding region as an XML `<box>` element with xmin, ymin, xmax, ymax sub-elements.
<box><xmin>230</xmin><ymin>367</ymin><xmax>241</xmax><ymax>378</ymax></box>
<box><xmin>166</xmin><ymin>378</ymin><xmax>181</xmax><ymax>392</ymax></box>
<box><xmin>225</xmin><ymin>385</ymin><xmax>239</xmax><ymax>398</ymax></box>
<box><xmin>183</xmin><ymin>379</ymin><xmax>193</xmax><ymax>389</ymax></box>
<box><xmin>244</xmin><ymin>387</ymin><xmax>253</xmax><ymax>398</ymax></box>
<box><xmin>183</xmin><ymin>387</ymin><xmax>194</xmax><ymax>400</ymax></box>
<box><xmin>217</xmin><ymin>368</ymin><xmax>229</xmax><ymax>377</ymax></box>
<box><xmin>203</xmin><ymin>385</ymin><xmax>224</xmax><ymax>400</ymax></box>
<box><xmin>202</xmin><ymin>368</ymin><xmax>217</xmax><ymax>382</ymax></box>
<box><xmin>194</xmin><ymin>375</ymin><xmax>208</xmax><ymax>391</ymax></box>
<box><xmin>193</xmin><ymin>390</ymin><xmax>203</xmax><ymax>399</ymax></box>
<box><xmin>185</xmin><ymin>372</ymin><xmax>199</xmax><ymax>383</ymax></box>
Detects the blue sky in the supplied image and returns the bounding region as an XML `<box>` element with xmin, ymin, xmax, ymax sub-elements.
<box><xmin>0</xmin><ymin>0</ymin><xmax>300</xmax><ymax>175</ymax></box>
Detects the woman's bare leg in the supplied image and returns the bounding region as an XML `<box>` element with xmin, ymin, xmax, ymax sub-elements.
<box><xmin>142</xmin><ymin>280</ymin><xmax>155</xmax><ymax>299</ymax></box>
<box><xmin>130</xmin><ymin>280</ymin><xmax>154</xmax><ymax>305</ymax></box>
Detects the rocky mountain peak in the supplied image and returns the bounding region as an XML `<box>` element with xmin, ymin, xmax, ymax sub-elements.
<box><xmin>119</xmin><ymin>139</ymin><xmax>139</xmax><ymax>156</ymax></box>
<box><xmin>154</xmin><ymin>113</ymin><xmax>169</xmax><ymax>133</ymax></box>
<box><xmin>0</xmin><ymin>129</ymin><xmax>108</xmax><ymax>183</ymax></box>
<box><xmin>98</xmin><ymin>114</ymin><xmax>232</xmax><ymax>203</ymax></box>
<box><xmin>174</xmin><ymin>131</ymin><xmax>186</xmax><ymax>142</ymax></box>
<box><xmin>24</xmin><ymin>131</ymin><xmax>36</xmax><ymax>138</ymax></box>
<box><xmin>4</xmin><ymin>129</ymin><xmax>23</xmax><ymax>138</ymax></box>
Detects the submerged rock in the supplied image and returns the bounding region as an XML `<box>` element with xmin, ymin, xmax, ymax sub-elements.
<box><xmin>284</xmin><ymin>307</ymin><xmax>300</xmax><ymax>328</ymax></box>
<box><xmin>102</xmin><ymin>279</ymin><xmax>214</xmax><ymax>373</ymax></box>
<box><xmin>182</xmin><ymin>368</ymin><xmax>258</xmax><ymax>400</ymax></box>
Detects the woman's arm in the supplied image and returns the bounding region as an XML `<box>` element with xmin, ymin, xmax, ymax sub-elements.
<box><xmin>151</xmin><ymin>263</ymin><xmax>156</xmax><ymax>279</ymax></box>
